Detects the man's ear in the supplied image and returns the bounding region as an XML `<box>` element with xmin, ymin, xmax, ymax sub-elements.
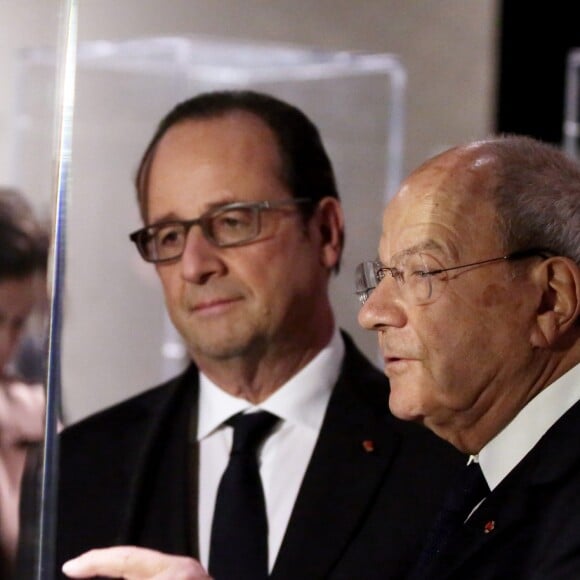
<box><xmin>530</xmin><ymin>257</ymin><xmax>580</xmax><ymax>347</ymax></box>
<box><xmin>313</xmin><ymin>197</ymin><xmax>344</xmax><ymax>271</ymax></box>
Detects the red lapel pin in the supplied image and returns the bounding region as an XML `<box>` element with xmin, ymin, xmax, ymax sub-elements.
<box><xmin>484</xmin><ymin>520</ymin><xmax>495</xmax><ymax>534</ymax></box>
<box><xmin>362</xmin><ymin>440</ymin><xmax>375</xmax><ymax>453</ymax></box>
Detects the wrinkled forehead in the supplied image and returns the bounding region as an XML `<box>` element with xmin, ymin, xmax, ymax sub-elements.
<box><xmin>380</xmin><ymin>150</ymin><xmax>500</xmax><ymax>262</ymax></box>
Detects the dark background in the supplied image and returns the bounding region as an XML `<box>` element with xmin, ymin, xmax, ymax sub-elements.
<box><xmin>496</xmin><ymin>2</ymin><xmax>580</xmax><ymax>144</ymax></box>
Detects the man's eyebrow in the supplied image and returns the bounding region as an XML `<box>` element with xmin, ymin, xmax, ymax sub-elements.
<box><xmin>389</xmin><ymin>240</ymin><xmax>446</xmax><ymax>262</ymax></box>
<box><xmin>205</xmin><ymin>197</ymin><xmax>238</xmax><ymax>210</ymax></box>
<box><xmin>147</xmin><ymin>212</ymin><xmax>181</xmax><ymax>226</ymax></box>
<box><xmin>148</xmin><ymin>199</ymin><xmax>239</xmax><ymax>226</ymax></box>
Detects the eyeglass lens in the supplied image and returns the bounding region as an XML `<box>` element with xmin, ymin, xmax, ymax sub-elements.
<box><xmin>355</xmin><ymin>253</ymin><xmax>439</xmax><ymax>306</ymax></box>
<box><xmin>141</xmin><ymin>205</ymin><xmax>262</xmax><ymax>262</ymax></box>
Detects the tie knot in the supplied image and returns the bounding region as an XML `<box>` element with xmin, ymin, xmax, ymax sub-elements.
<box><xmin>227</xmin><ymin>411</ymin><xmax>279</xmax><ymax>455</ymax></box>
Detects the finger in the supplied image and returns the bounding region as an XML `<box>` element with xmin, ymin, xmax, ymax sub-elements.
<box><xmin>62</xmin><ymin>546</ymin><xmax>209</xmax><ymax>579</ymax></box>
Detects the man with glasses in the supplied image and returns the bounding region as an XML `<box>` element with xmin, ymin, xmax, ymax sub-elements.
<box><xmin>358</xmin><ymin>135</ymin><xmax>580</xmax><ymax>579</ymax></box>
<box><xmin>57</xmin><ymin>91</ymin><xmax>460</xmax><ymax>580</ymax></box>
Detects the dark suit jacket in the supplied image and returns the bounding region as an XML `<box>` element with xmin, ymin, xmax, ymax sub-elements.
<box><xmin>55</xmin><ymin>333</ymin><xmax>462</xmax><ymax>579</ymax></box>
<box><xmin>418</xmin><ymin>398</ymin><xmax>580</xmax><ymax>580</ymax></box>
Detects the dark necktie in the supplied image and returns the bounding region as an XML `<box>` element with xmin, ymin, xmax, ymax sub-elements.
<box><xmin>410</xmin><ymin>460</ymin><xmax>489</xmax><ymax>579</ymax></box>
<box><xmin>209</xmin><ymin>411</ymin><xmax>279</xmax><ymax>580</ymax></box>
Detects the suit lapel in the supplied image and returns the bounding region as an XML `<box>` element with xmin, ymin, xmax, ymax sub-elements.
<box><xmin>117</xmin><ymin>365</ymin><xmax>200</xmax><ymax>556</ymax></box>
<box><xmin>271</xmin><ymin>338</ymin><xmax>398</xmax><ymax>579</ymax></box>
<box><xmin>430</xmin><ymin>399</ymin><xmax>580</xmax><ymax>579</ymax></box>
<box><xmin>431</xmin><ymin>484</ymin><xmax>533</xmax><ymax>578</ymax></box>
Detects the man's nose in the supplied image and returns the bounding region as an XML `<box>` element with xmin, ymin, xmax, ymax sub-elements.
<box><xmin>358</xmin><ymin>282</ymin><xmax>406</xmax><ymax>331</ymax></box>
<box><xmin>179</xmin><ymin>225</ymin><xmax>226</xmax><ymax>284</ymax></box>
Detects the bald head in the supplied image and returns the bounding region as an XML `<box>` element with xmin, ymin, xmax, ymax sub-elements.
<box><xmin>399</xmin><ymin>136</ymin><xmax>580</xmax><ymax>262</ymax></box>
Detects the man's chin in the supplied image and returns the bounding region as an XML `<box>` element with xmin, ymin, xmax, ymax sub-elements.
<box><xmin>186</xmin><ymin>330</ymin><xmax>265</xmax><ymax>363</ymax></box>
<box><xmin>191</xmin><ymin>341</ymin><xmax>250</xmax><ymax>361</ymax></box>
<box><xmin>387</xmin><ymin>389</ymin><xmax>426</xmax><ymax>423</ymax></box>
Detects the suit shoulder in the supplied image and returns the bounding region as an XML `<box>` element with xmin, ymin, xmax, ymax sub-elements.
<box><xmin>60</xmin><ymin>366</ymin><xmax>195</xmax><ymax>445</ymax></box>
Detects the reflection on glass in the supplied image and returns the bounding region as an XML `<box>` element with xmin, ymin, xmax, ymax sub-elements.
<box><xmin>0</xmin><ymin>187</ymin><xmax>48</xmax><ymax>579</ymax></box>
<box><xmin>1</xmin><ymin>0</ymin><xmax>75</xmax><ymax>579</ymax></box>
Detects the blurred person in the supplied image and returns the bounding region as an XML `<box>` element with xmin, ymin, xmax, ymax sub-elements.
<box><xmin>358</xmin><ymin>135</ymin><xmax>580</xmax><ymax>579</ymax></box>
<box><xmin>0</xmin><ymin>187</ymin><xmax>48</xmax><ymax>578</ymax></box>
<box><xmin>57</xmin><ymin>90</ymin><xmax>461</xmax><ymax>580</ymax></box>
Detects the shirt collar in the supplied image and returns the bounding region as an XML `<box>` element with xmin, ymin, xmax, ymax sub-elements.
<box><xmin>197</xmin><ymin>329</ymin><xmax>344</xmax><ymax>441</ymax></box>
<box><xmin>476</xmin><ymin>361</ymin><xmax>580</xmax><ymax>491</ymax></box>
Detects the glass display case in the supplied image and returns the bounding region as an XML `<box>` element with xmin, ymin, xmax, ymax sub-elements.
<box><xmin>12</xmin><ymin>35</ymin><xmax>406</xmax><ymax>423</ymax></box>
<box><xmin>1</xmin><ymin>2</ymin><xmax>74</xmax><ymax>577</ymax></box>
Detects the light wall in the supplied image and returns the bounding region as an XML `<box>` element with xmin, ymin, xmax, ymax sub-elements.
<box><xmin>75</xmin><ymin>0</ymin><xmax>499</xmax><ymax>175</ymax></box>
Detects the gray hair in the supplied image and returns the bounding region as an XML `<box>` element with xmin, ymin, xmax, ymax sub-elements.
<box><xmin>471</xmin><ymin>135</ymin><xmax>580</xmax><ymax>264</ymax></box>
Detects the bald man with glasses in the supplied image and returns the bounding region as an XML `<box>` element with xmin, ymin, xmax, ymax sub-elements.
<box><xmin>359</xmin><ymin>135</ymin><xmax>580</xmax><ymax>579</ymax></box>
<box><xmin>56</xmin><ymin>91</ymin><xmax>461</xmax><ymax>580</ymax></box>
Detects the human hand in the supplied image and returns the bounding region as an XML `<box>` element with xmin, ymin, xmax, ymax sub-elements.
<box><xmin>62</xmin><ymin>546</ymin><xmax>213</xmax><ymax>579</ymax></box>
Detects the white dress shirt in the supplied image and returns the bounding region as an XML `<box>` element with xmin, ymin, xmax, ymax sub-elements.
<box><xmin>196</xmin><ymin>329</ymin><xmax>345</xmax><ymax>572</ymax></box>
<box><xmin>474</xmin><ymin>362</ymin><xmax>580</xmax><ymax>491</ymax></box>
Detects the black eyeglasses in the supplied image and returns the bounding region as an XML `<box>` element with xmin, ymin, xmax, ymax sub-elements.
<box><xmin>355</xmin><ymin>248</ymin><xmax>551</xmax><ymax>306</ymax></box>
<box><xmin>129</xmin><ymin>198</ymin><xmax>312</xmax><ymax>263</ymax></box>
